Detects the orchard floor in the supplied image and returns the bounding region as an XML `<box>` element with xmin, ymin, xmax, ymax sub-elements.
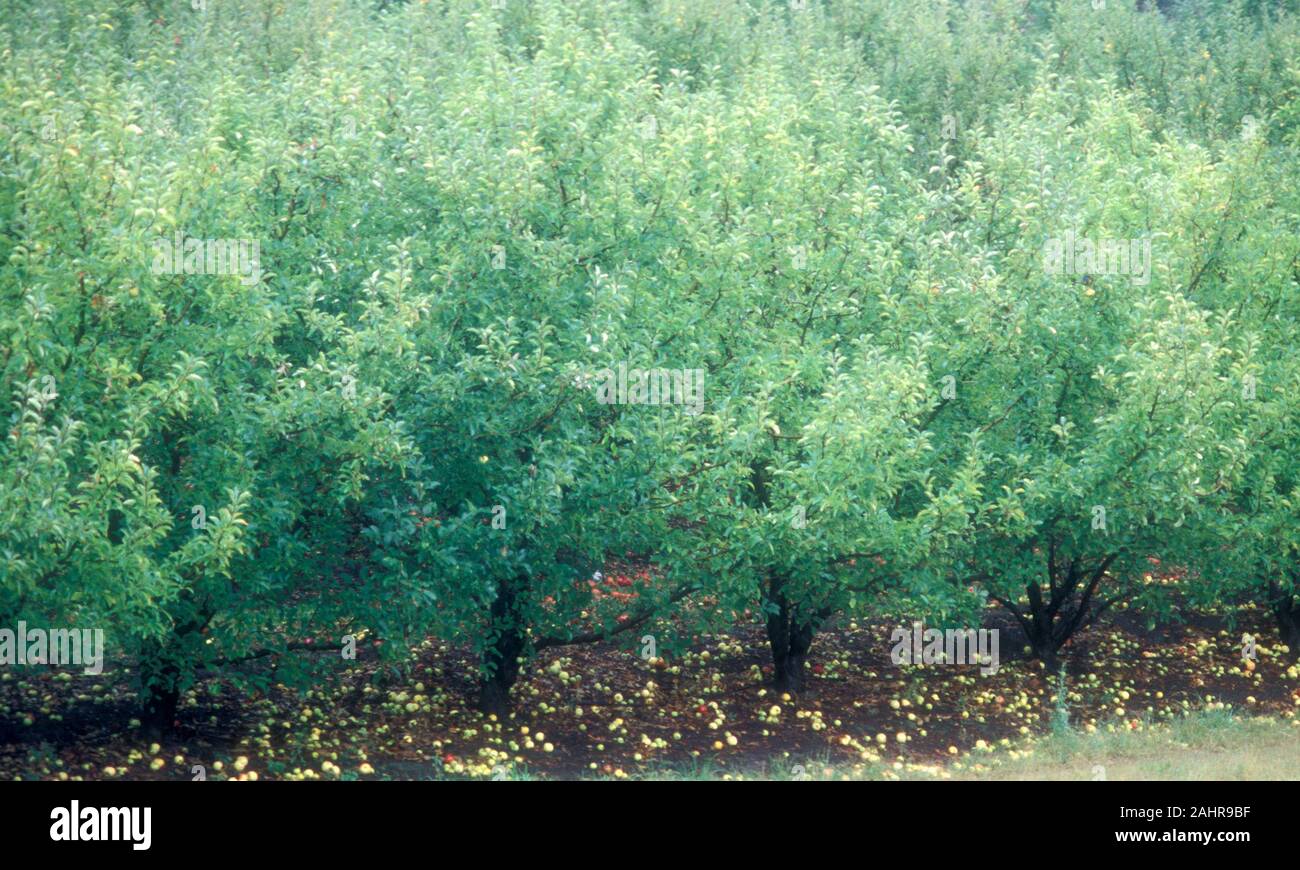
<box><xmin>2</xmin><ymin>600</ymin><xmax>1298</xmax><ymax>781</ymax></box>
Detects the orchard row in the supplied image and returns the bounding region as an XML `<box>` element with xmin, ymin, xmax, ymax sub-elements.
<box><xmin>3</xmin><ymin>0</ymin><xmax>1299</xmax><ymax>729</ymax></box>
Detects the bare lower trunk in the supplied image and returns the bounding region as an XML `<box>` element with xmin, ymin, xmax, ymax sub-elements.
<box><xmin>477</xmin><ymin>669</ymin><xmax>518</xmax><ymax>718</ymax></box>
<box><xmin>1025</xmin><ymin>590</ymin><xmax>1062</xmax><ymax>672</ymax></box>
<box><xmin>139</xmin><ymin>652</ymin><xmax>180</xmax><ymax>739</ymax></box>
<box><xmin>998</xmin><ymin>549</ymin><xmax>1117</xmax><ymax>672</ymax></box>
<box><xmin>765</xmin><ymin>575</ymin><xmax>818</xmax><ymax>694</ymax></box>
<box><xmin>477</xmin><ymin>577</ymin><xmax>526</xmax><ymax>716</ymax></box>
<box><xmin>1272</xmin><ymin>590</ymin><xmax>1300</xmax><ymax>664</ymax></box>
<box><xmin>1029</xmin><ymin>634</ymin><xmax>1061</xmax><ymax>673</ymax></box>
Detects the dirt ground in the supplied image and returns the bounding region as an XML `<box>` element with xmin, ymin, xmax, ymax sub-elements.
<box><xmin>2</xmin><ymin>597</ymin><xmax>1296</xmax><ymax>780</ymax></box>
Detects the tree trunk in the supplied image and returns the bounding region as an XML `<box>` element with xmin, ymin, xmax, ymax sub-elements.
<box><xmin>1008</xmin><ymin>552</ymin><xmax>1116</xmax><ymax>672</ymax></box>
<box><xmin>137</xmin><ymin>607</ymin><xmax>213</xmax><ymax>738</ymax></box>
<box><xmin>1025</xmin><ymin>595</ymin><xmax>1061</xmax><ymax>672</ymax></box>
<box><xmin>1029</xmin><ymin>634</ymin><xmax>1060</xmax><ymax>673</ymax></box>
<box><xmin>477</xmin><ymin>577</ymin><xmax>526</xmax><ymax>716</ymax></box>
<box><xmin>1273</xmin><ymin>593</ymin><xmax>1300</xmax><ymax>664</ymax></box>
<box><xmin>765</xmin><ymin>575</ymin><xmax>817</xmax><ymax>694</ymax></box>
<box><xmin>477</xmin><ymin>668</ymin><xmax>518</xmax><ymax>718</ymax></box>
<box><xmin>139</xmin><ymin>653</ymin><xmax>180</xmax><ymax>739</ymax></box>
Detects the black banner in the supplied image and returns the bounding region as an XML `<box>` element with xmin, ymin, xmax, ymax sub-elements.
<box><xmin>0</xmin><ymin>782</ymin><xmax>1283</xmax><ymax>857</ymax></box>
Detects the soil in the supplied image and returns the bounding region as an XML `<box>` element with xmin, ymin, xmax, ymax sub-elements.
<box><xmin>1</xmin><ymin>597</ymin><xmax>1295</xmax><ymax>780</ymax></box>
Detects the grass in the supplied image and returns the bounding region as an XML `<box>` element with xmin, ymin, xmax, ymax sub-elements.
<box><xmin>947</xmin><ymin>711</ymin><xmax>1300</xmax><ymax>781</ymax></box>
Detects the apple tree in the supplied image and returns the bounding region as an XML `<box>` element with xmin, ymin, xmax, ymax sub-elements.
<box><xmin>920</xmin><ymin>69</ymin><xmax>1258</xmax><ymax>670</ymax></box>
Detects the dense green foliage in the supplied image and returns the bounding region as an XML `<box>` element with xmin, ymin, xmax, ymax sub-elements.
<box><xmin>3</xmin><ymin>0</ymin><xmax>1299</xmax><ymax>721</ymax></box>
